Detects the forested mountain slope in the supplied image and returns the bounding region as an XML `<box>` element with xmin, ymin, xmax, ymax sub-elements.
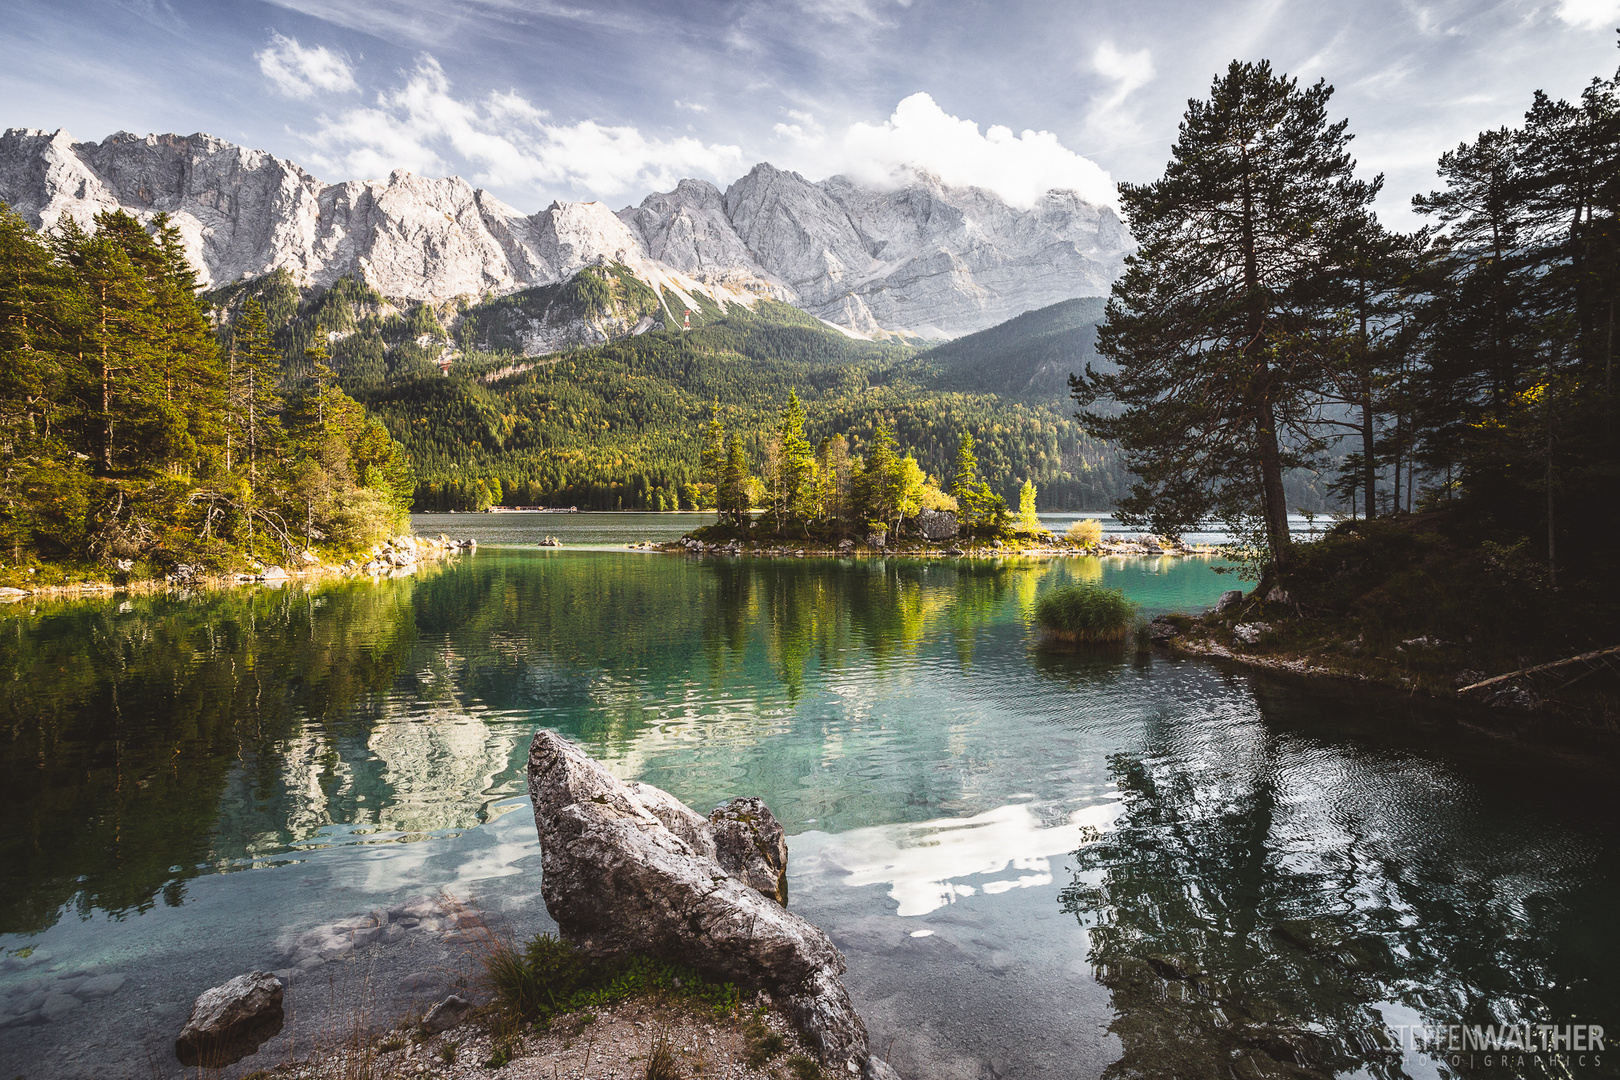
<box><xmin>213</xmin><ymin>266</ymin><xmax>1334</xmax><ymax>515</ymax></box>
<box><xmin>924</xmin><ymin>297</ymin><xmax>1109</xmax><ymax>400</ymax></box>
<box><xmin>362</xmin><ymin>304</ymin><xmax>1128</xmax><ymax>512</ymax></box>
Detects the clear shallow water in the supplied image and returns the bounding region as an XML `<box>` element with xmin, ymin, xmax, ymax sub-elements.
<box><xmin>1</xmin><ymin>547</ymin><xmax>1617</xmax><ymax>1079</ymax></box>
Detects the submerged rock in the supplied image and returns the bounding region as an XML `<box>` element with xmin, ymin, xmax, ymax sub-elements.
<box><xmin>174</xmin><ymin>971</ymin><xmax>284</xmax><ymax>1067</ymax></box>
<box><xmin>526</xmin><ymin>731</ymin><xmax>899</xmax><ymax>1079</ymax></box>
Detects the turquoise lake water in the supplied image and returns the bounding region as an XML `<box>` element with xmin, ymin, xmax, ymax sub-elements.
<box><xmin>1</xmin><ymin>517</ymin><xmax>1616</xmax><ymax>1079</ymax></box>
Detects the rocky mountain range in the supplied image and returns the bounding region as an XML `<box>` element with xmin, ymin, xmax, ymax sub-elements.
<box><xmin>0</xmin><ymin>127</ymin><xmax>1130</xmax><ymax>339</ymax></box>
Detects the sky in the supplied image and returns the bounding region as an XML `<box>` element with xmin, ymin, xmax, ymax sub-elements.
<box><xmin>6</xmin><ymin>0</ymin><xmax>1620</xmax><ymax>229</ymax></box>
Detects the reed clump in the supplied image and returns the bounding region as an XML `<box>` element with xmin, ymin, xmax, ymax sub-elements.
<box><xmin>1035</xmin><ymin>585</ymin><xmax>1138</xmax><ymax>643</ymax></box>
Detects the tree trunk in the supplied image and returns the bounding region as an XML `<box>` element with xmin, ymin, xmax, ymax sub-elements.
<box><xmin>1255</xmin><ymin>403</ymin><xmax>1292</xmax><ymax>571</ymax></box>
<box><xmin>1361</xmin><ymin>390</ymin><xmax>1376</xmax><ymax>521</ymax></box>
<box><xmin>1358</xmin><ymin>276</ymin><xmax>1376</xmax><ymax>519</ymax></box>
<box><xmin>1240</xmin><ymin>147</ymin><xmax>1291</xmax><ymax>572</ymax></box>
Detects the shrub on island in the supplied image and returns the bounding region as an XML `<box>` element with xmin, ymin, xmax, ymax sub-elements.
<box><xmin>1065</xmin><ymin>519</ymin><xmax>1104</xmax><ymax>547</ymax></box>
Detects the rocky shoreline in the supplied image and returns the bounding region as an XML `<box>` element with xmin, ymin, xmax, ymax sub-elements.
<box><xmin>62</xmin><ymin>730</ymin><xmax>903</xmax><ymax>1079</ymax></box>
<box><xmin>0</xmin><ymin>533</ymin><xmax>476</xmax><ymax>607</ymax></box>
<box><xmin>1148</xmin><ymin>589</ymin><xmax>1619</xmax><ymax>727</ymax></box>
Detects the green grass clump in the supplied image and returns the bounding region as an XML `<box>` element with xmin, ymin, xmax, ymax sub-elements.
<box><xmin>483</xmin><ymin>933</ymin><xmax>741</xmax><ymax>1030</ymax></box>
<box><xmin>785</xmin><ymin>1054</ymin><xmax>824</xmax><ymax>1080</ymax></box>
<box><xmin>744</xmin><ymin>1010</ymin><xmax>788</xmax><ymax>1066</ymax></box>
<box><xmin>1034</xmin><ymin>585</ymin><xmax>1138</xmax><ymax>643</ymax></box>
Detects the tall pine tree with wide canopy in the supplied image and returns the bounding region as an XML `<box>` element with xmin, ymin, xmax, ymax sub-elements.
<box><xmin>1074</xmin><ymin>60</ymin><xmax>1377</xmax><ymax>571</ymax></box>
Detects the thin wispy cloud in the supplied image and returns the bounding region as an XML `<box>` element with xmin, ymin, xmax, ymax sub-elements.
<box><xmin>1084</xmin><ymin>42</ymin><xmax>1155</xmax><ymax>150</ymax></box>
<box><xmin>303</xmin><ymin>54</ymin><xmax>743</xmax><ymax>201</ymax></box>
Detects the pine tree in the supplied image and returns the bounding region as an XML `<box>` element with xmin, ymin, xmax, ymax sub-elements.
<box><xmin>699</xmin><ymin>406</ymin><xmax>725</xmax><ymax>517</ymax></box>
<box><xmin>855</xmin><ymin>421</ymin><xmax>900</xmax><ymax>531</ymax></box>
<box><xmin>0</xmin><ymin>207</ymin><xmax>70</xmax><ymax>460</ymax></box>
<box><xmin>229</xmin><ymin>297</ymin><xmax>286</xmax><ymax>486</ymax></box>
<box><xmin>56</xmin><ymin>213</ymin><xmax>167</xmax><ymax>475</ymax></box>
<box><xmin>816</xmin><ymin>434</ymin><xmax>851</xmax><ymax>523</ymax></box>
<box><xmin>950</xmin><ymin>432</ymin><xmax>983</xmax><ymax>531</ymax></box>
<box><xmin>1074</xmin><ymin>60</ymin><xmax>1378</xmax><ymax>572</ymax></box>
<box><xmin>1317</xmin><ymin>211</ymin><xmax>1424</xmax><ymax>518</ymax></box>
<box><xmin>719</xmin><ymin>434</ymin><xmax>752</xmax><ymax>527</ymax></box>
<box><xmin>778</xmin><ymin>390</ymin><xmax>816</xmax><ymax>526</ymax></box>
<box><xmin>146</xmin><ymin>213</ymin><xmax>226</xmax><ymax>478</ymax></box>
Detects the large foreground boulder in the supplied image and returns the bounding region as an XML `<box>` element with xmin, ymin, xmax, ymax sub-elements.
<box><xmin>174</xmin><ymin>971</ymin><xmax>283</xmax><ymax>1067</ymax></box>
<box><xmin>527</xmin><ymin>731</ymin><xmax>899</xmax><ymax>1079</ymax></box>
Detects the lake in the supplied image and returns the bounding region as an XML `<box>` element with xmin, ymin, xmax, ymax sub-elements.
<box><xmin>1</xmin><ymin>514</ymin><xmax>1615</xmax><ymax>1079</ymax></box>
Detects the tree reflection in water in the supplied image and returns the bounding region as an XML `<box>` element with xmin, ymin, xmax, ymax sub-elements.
<box><xmin>1060</xmin><ymin>689</ymin><xmax>1618</xmax><ymax>1080</ymax></box>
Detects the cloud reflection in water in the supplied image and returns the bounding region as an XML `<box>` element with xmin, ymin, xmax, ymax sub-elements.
<box><xmin>804</xmin><ymin>799</ymin><xmax>1122</xmax><ymax>916</ymax></box>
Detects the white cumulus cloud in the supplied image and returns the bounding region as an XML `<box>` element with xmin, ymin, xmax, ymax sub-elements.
<box><xmin>826</xmin><ymin>93</ymin><xmax>1117</xmax><ymax>208</ymax></box>
<box><xmin>256</xmin><ymin>32</ymin><xmax>358</xmax><ymax>99</ymax></box>
<box><xmin>303</xmin><ymin>56</ymin><xmax>745</xmax><ymax>202</ymax></box>
<box><xmin>1555</xmin><ymin>0</ymin><xmax>1620</xmax><ymax>29</ymax></box>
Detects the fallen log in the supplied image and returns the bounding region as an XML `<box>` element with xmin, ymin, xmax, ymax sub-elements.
<box><xmin>1457</xmin><ymin>644</ymin><xmax>1620</xmax><ymax>694</ymax></box>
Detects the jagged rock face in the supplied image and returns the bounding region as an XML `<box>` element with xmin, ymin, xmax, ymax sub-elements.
<box><xmin>633</xmin><ymin>162</ymin><xmax>1129</xmax><ymax>336</ymax></box>
<box><xmin>526</xmin><ymin>731</ymin><xmax>898</xmax><ymax>1079</ymax></box>
<box><xmin>618</xmin><ymin>178</ymin><xmax>793</xmax><ymax>298</ymax></box>
<box><xmin>709</xmin><ymin>796</ymin><xmax>790</xmax><ymax>905</ymax></box>
<box><xmin>917</xmin><ymin>508</ymin><xmax>959</xmax><ymax>541</ymax></box>
<box><xmin>0</xmin><ymin>126</ymin><xmax>1128</xmax><ymax>338</ymax></box>
<box><xmin>0</xmin><ymin>129</ymin><xmax>734</xmax><ymax>315</ymax></box>
<box><xmin>765</xmin><ymin>168</ymin><xmax>1128</xmax><ymax>336</ymax></box>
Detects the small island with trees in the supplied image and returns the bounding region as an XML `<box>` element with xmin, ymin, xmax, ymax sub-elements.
<box><xmin>662</xmin><ymin>390</ymin><xmax>1211</xmax><ymax>558</ymax></box>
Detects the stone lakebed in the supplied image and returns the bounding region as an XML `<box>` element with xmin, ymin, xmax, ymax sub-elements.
<box><xmin>0</xmin><ymin>893</ymin><xmax>473</xmax><ymax>1031</ymax></box>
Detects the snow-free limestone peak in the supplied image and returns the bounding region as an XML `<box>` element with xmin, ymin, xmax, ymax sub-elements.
<box><xmin>0</xmin><ymin>126</ymin><xmax>1130</xmax><ymax>339</ymax></box>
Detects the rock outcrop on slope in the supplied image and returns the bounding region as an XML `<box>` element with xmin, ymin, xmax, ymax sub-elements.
<box><xmin>526</xmin><ymin>730</ymin><xmax>898</xmax><ymax>1079</ymax></box>
<box><xmin>0</xmin><ymin>126</ymin><xmax>1129</xmax><ymax>338</ymax></box>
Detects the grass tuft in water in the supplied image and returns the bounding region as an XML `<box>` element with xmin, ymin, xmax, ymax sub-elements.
<box><xmin>1035</xmin><ymin>585</ymin><xmax>1139</xmax><ymax>643</ymax></box>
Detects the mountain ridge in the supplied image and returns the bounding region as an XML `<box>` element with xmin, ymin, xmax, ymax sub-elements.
<box><xmin>0</xmin><ymin>126</ymin><xmax>1130</xmax><ymax>339</ymax></box>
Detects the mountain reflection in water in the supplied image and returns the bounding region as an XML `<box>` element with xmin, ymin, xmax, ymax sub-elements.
<box><xmin>0</xmin><ymin>547</ymin><xmax>1616</xmax><ymax>1080</ymax></box>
